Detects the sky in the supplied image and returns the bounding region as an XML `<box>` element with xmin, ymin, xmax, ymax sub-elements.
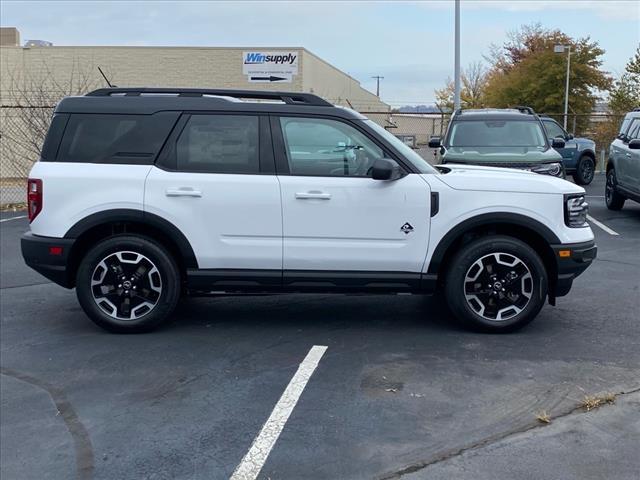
<box><xmin>2</xmin><ymin>0</ymin><xmax>639</xmax><ymax>106</ymax></box>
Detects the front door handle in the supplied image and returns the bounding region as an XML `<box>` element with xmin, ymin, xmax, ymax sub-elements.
<box><xmin>295</xmin><ymin>191</ymin><xmax>332</xmax><ymax>200</ymax></box>
<box><xmin>165</xmin><ymin>187</ymin><xmax>202</xmax><ymax>197</ymax></box>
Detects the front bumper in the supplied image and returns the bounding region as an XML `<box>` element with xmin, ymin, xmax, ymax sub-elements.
<box><xmin>550</xmin><ymin>240</ymin><xmax>597</xmax><ymax>298</ymax></box>
<box><xmin>21</xmin><ymin>232</ymin><xmax>76</xmax><ymax>288</ymax></box>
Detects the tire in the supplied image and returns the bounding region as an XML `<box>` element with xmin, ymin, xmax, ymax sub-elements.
<box><xmin>572</xmin><ymin>155</ymin><xmax>595</xmax><ymax>185</ymax></box>
<box><xmin>605</xmin><ymin>168</ymin><xmax>626</xmax><ymax>211</ymax></box>
<box><xmin>444</xmin><ymin>236</ymin><xmax>548</xmax><ymax>333</ymax></box>
<box><xmin>76</xmin><ymin>235</ymin><xmax>180</xmax><ymax>333</ymax></box>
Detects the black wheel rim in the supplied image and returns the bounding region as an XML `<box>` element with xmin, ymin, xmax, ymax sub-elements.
<box><xmin>464</xmin><ymin>252</ymin><xmax>533</xmax><ymax>321</ymax></box>
<box><xmin>91</xmin><ymin>251</ymin><xmax>162</xmax><ymax>320</ymax></box>
<box><xmin>581</xmin><ymin>159</ymin><xmax>594</xmax><ymax>182</ymax></box>
<box><xmin>606</xmin><ymin>171</ymin><xmax>614</xmax><ymax>204</ymax></box>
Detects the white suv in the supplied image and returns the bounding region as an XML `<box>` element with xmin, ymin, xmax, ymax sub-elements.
<box><xmin>22</xmin><ymin>88</ymin><xmax>596</xmax><ymax>333</ymax></box>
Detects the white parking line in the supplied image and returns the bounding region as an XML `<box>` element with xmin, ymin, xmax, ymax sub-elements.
<box><xmin>587</xmin><ymin>214</ymin><xmax>619</xmax><ymax>236</ymax></box>
<box><xmin>0</xmin><ymin>215</ymin><xmax>27</xmax><ymax>223</ymax></box>
<box><xmin>230</xmin><ymin>345</ymin><xmax>328</xmax><ymax>480</ymax></box>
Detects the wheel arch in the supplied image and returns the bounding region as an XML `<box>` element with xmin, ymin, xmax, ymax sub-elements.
<box><xmin>427</xmin><ymin>213</ymin><xmax>559</xmax><ymax>293</ymax></box>
<box><xmin>65</xmin><ymin>209</ymin><xmax>197</xmax><ymax>287</ymax></box>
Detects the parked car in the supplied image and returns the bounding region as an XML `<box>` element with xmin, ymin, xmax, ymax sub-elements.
<box><xmin>429</xmin><ymin>108</ymin><xmax>566</xmax><ymax>178</ymax></box>
<box><xmin>22</xmin><ymin>88</ymin><xmax>596</xmax><ymax>333</ymax></box>
<box><xmin>606</xmin><ymin>108</ymin><xmax>640</xmax><ymax>210</ymax></box>
<box><xmin>540</xmin><ymin>116</ymin><xmax>597</xmax><ymax>186</ymax></box>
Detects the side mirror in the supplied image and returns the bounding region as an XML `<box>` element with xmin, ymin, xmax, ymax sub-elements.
<box><xmin>567</xmin><ymin>133</ymin><xmax>574</xmax><ymax>140</ymax></box>
<box><xmin>551</xmin><ymin>137</ymin><xmax>566</xmax><ymax>148</ymax></box>
<box><xmin>371</xmin><ymin>158</ymin><xmax>401</xmax><ymax>180</ymax></box>
<box><xmin>428</xmin><ymin>136</ymin><xmax>442</xmax><ymax>149</ymax></box>
<box><xmin>629</xmin><ymin>139</ymin><xmax>640</xmax><ymax>150</ymax></box>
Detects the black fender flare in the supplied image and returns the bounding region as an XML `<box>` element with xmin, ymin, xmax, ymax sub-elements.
<box><xmin>426</xmin><ymin>212</ymin><xmax>561</xmax><ymax>275</ymax></box>
<box><xmin>64</xmin><ymin>209</ymin><xmax>198</xmax><ymax>268</ymax></box>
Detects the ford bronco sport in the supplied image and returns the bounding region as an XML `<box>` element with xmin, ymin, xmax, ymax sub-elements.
<box><xmin>429</xmin><ymin>108</ymin><xmax>566</xmax><ymax>178</ymax></box>
<box><xmin>606</xmin><ymin>108</ymin><xmax>640</xmax><ymax>210</ymax></box>
<box><xmin>22</xmin><ymin>88</ymin><xmax>596</xmax><ymax>333</ymax></box>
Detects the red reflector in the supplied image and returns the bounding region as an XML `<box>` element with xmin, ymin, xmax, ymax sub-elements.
<box><xmin>49</xmin><ymin>246</ymin><xmax>63</xmax><ymax>256</ymax></box>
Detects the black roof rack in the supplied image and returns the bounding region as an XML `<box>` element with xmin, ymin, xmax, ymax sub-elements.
<box><xmin>85</xmin><ymin>87</ymin><xmax>333</xmax><ymax>107</ymax></box>
<box><xmin>512</xmin><ymin>105</ymin><xmax>535</xmax><ymax>114</ymax></box>
<box><xmin>633</xmin><ymin>107</ymin><xmax>640</xmax><ymax>112</ymax></box>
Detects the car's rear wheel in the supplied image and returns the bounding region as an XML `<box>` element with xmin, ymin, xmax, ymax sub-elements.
<box><xmin>605</xmin><ymin>168</ymin><xmax>625</xmax><ymax>210</ymax></box>
<box><xmin>573</xmin><ymin>155</ymin><xmax>595</xmax><ymax>185</ymax></box>
<box><xmin>444</xmin><ymin>236</ymin><xmax>547</xmax><ymax>332</ymax></box>
<box><xmin>76</xmin><ymin>235</ymin><xmax>180</xmax><ymax>333</ymax></box>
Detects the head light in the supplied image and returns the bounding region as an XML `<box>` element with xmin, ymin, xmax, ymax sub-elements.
<box><xmin>565</xmin><ymin>194</ymin><xmax>589</xmax><ymax>227</ymax></box>
<box><xmin>532</xmin><ymin>162</ymin><xmax>563</xmax><ymax>177</ymax></box>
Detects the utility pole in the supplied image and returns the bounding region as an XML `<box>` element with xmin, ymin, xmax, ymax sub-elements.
<box><xmin>453</xmin><ymin>0</ymin><xmax>461</xmax><ymax>111</ymax></box>
<box><xmin>372</xmin><ymin>75</ymin><xmax>384</xmax><ymax>97</ymax></box>
<box><xmin>554</xmin><ymin>44</ymin><xmax>572</xmax><ymax>129</ymax></box>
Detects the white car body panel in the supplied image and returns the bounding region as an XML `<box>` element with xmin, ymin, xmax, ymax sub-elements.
<box><xmin>278</xmin><ymin>174</ymin><xmax>431</xmax><ymax>272</ymax></box>
<box><xmin>143</xmin><ymin>167</ymin><xmax>282</xmax><ymax>270</ymax></box>
<box><xmin>28</xmin><ymin>162</ymin><xmax>151</xmax><ymax>238</ymax></box>
<box><xmin>421</xmin><ymin>172</ymin><xmax>594</xmax><ymax>273</ymax></box>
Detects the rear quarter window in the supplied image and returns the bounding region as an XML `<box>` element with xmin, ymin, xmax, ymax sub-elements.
<box><xmin>56</xmin><ymin>112</ymin><xmax>178</xmax><ymax>164</ymax></box>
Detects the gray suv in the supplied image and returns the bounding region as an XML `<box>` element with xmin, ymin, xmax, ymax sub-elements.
<box><xmin>606</xmin><ymin>109</ymin><xmax>640</xmax><ymax>210</ymax></box>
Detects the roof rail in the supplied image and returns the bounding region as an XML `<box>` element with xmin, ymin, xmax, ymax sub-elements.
<box><xmin>85</xmin><ymin>87</ymin><xmax>333</xmax><ymax>107</ymax></box>
<box><xmin>512</xmin><ymin>105</ymin><xmax>536</xmax><ymax>114</ymax></box>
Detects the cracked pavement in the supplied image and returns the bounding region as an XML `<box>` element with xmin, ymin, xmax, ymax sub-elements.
<box><xmin>2</xmin><ymin>175</ymin><xmax>639</xmax><ymax>479</ymax></box>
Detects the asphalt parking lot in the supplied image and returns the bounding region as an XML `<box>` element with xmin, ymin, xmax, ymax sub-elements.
<box><xmin>1</xmin><ymin>173</ymin><xmax>639</xmax><ymax>480</ymax></box>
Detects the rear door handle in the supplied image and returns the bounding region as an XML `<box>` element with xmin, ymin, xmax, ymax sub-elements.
<box><xmin>295</xmin><ymin>191</ymin><xmax>332</xmax><ymax>200</ymax></box>
<box><xmin>165</xmin><ymin>187</ymin><xmax>202</xmax><ymax>197</ymax></box>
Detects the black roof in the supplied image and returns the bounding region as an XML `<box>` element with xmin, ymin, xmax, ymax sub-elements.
<box><xmin>451</xmin><ymin>108</ymin><xmax>539</xmax><ymax>122</ymax></box>
<box><xmin>55</xmin><ymin>87</ymin><xmax>366</xmax><ymax>120</ymax></box>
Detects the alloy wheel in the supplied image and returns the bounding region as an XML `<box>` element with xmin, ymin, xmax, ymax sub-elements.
<box><xmin>90</xmin><ymin>251</ymin><xmax>162</xmax><ymax>320</ymax></box>
<box><xmin>581</xmin><ymin>159</ymin><xmax>594</xmax><ymax>183</ymax></box>
<box><xmin>463</xmin><ymin>252</ymin><xmax>533</xmax><ymax>321</ymax></box>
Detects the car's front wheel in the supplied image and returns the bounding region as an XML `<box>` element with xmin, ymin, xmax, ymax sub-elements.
<box><xmin>573</xmin><ymin>155</ymin><xmax>595</xmax><ymax>185</ymax></box>
<box><xmin>444</xmin><ymin>236</ymin><xmax>548</xmax><ymax>332</ymax></box>
<box><xmin>76</xmin><ymin>235</ymin><xmax>180</xmax><ymax>333</ymax></box>
<box><xmin>605</xmin><ymin>168</ymin><xmax>626</xmax><ymax>210</ymax></box>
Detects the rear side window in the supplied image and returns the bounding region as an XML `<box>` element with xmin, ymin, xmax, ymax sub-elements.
<box><xmin>175</xmin><ymin>115</ymin><xmax>259</xmax><ymax>174</ymax></box>
<box><xmin>56</xmin><ymin>112</ymin><xmax>178</xmax><ymax>164</ymax></box>
<box><xmin>40</xmin><ymin>113</ymin><xmax>69</xmax><ymax>161</ymax></box>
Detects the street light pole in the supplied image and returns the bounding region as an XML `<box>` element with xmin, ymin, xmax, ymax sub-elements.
<box><xmin>454</xmin><ymin>0</ymin><xmax>461</xmax><ymax>111</ymax></box>
<box><xmin>554</xmin><ymin>44</ymin><xmax>572</xmax><ymax>129</ymax></box>
<box><xmin>563</xmin><ymin>46</ymin><xmax>571</xmax><ymax>130</ymax></box>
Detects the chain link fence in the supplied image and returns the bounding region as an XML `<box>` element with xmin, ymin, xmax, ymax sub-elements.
<box><xmin>0</xmin><ymin>106</ymin><xmax>628</xmax><ymax>208</ymax></box>
<box><xmin>1</xmin><ymin>105</ymin><xmax>55</xmax><ymax>208</ymax></box>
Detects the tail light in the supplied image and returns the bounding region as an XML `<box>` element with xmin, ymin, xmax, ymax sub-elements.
<box><xmin>27</xmin><ymin>179</ymin><xmax>43</xmax><ymax>222</ymax></box>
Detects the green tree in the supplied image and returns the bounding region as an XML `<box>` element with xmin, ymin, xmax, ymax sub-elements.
<box><xmin>435</xmin><ymin>62</ymin><xmax>488</xmax><ymax>111</ymax></box>
<box><xmin>483</xmin><ymin>24</ymin><xmax>612</xmax><ymax>129</ymax></box>
<box><xmin>593</xmin><ymin>46</ymin><xmax>640</xmax><ymax>155</ymax></box>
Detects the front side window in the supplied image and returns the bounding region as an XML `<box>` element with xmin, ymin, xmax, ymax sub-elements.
<box><xmin>447</xmin><ymin>120</ymin><xmax>547</xmax><ymax>149</ymax></box>
<box><xmin>543</xmin><ymin>120</ymin><xmax>566</xmax><ymax>140</ymax></box>
<box><xmin>279</xmin><ymin>117</ymin><xmax>383</xmax><ymax>177</ymax></box>
<box><xmin>626</xmin><ymin>118</ymin><xmax>640</xmax><ymax>141</ymax></box>
<box><xmin>176</xmin><ymin>115</ymin><xmax>259</xmax><ymax>173</ymax></box>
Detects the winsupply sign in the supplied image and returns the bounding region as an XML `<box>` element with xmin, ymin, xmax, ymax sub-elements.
<box><xmin>243</xmin><ymin>51</ymin><xmax>299</xmax><ymax>83</ymax></box>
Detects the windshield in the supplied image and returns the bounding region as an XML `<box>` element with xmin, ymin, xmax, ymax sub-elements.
<box><xmin>363</xmin><ymin>119</ymin><xmax>438</xmax><ymax>174</ymax></box>
<box><xmin>447</xmin><ymin>120</ymin><xmax>547</xmax><ymax>149</ymax></box>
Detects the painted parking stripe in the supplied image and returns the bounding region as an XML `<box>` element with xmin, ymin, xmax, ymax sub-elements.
<box><xmin>230</xmin><ymin>345</ymin><xmax>328</xmax><ymax>480</ymax></box>
<box><xmin>587</xmin><ymin>214</ymin><xmax>619</xmax><ymax>236</ymax></box>
<box><xmin>0</xmin><ymin>215</ymin><xmax>27</xmax><ymax>223</ymax></box>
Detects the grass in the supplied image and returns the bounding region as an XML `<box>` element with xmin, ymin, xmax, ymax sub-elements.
<box><xmin>580</xmin><ymin>392</ymin><xmax>616</xmax><ymax>411</ymax></box>
<box><xmin>535</xmin><ymin>410</ymin><xmax>551</xmax><ymax>424</ymax></box>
